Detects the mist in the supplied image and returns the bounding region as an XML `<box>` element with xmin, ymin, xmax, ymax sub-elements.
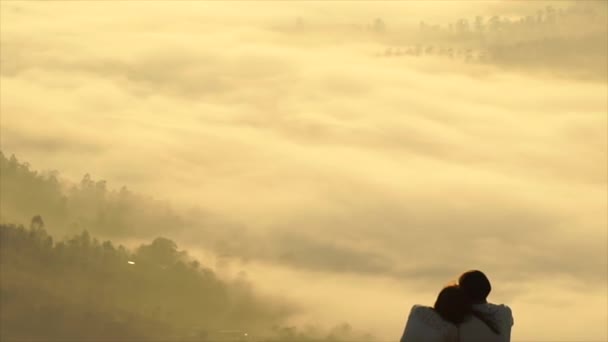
<box><xmin>1</xmin><ymin>1</ymin><xmax>607</xmax><ymax>341</ymax></box>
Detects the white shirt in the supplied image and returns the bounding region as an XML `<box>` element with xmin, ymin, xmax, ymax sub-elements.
<box><xmin>458</xmin><ymin>303</ymin><xmax>514</xmax><ymax>342</ymax></box>
<box><xmin>400</xmin><ymin>305</ymin><xmax>458</xmax><ymax>342</ymax></box>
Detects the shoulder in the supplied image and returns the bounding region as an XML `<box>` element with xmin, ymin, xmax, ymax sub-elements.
<box><xmin>407</xmin><ymin>305</ymin><xmax>456</xmax><ymax>332</ymax></box>
<box><xmin>408</xmin><ymin>305</ymin><xmax>438</xmax><ymax>320</ymax></box>
<box><xmin>409</xmin><ymin>304</ymin><xmax>431</xmax><ymax>314</ymax></box>
<box><xmin>401</xmin><ymin>305</ymin><xmax>456</xmax><ymax>342</ymax></box>
<box><xmin>491</xmin><ymin>303</ymin><xmax>513</xmax><ymax>318</ymax></box>
<box><xmin>475</xmin><ymin>303</ymin><xmax>514</xmax><ymax>325</ymax></box>
<box><xmin>475</xmin><ymin>303</ymin><xmax>512</xmax><ymax>314</ymax></box>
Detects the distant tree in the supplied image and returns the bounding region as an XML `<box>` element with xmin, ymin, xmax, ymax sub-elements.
<box><xmin>373</xmin><ymin>18</ymin><xmax>386</xmax><ymax>33</ymax></box>
<box><xmin>102</xmin><ymin>240</ymin><xmax>115</xmax><ymax>253</ymax></box>
<box><xmin>30</xmin><ymin>215</ymin><xmax>44</xmax><ymax>231</ymax></box>
<box><xmin>7</xmin><ymin>154</ymin><xmax>18</xmax><ymax>172</ymax></box>
<box><xmin>419</xmin><ymin>21</ymin><xmax>427</xmax><ymax>32</ymax></box>
<box><xmin>95</xmin><ymin>180</ymin><xmax>106</xmax><ymax>194</ymax></box>
<box><xmin>457</xmin><ymin>19</ymin><xmax>470</xmax><ymax>34</ymax></box>
<box><xmin>447</xmin><ymin>47</ymin><xmax>454</xmax><ymax>58</ymax></box>
<box><xmin>295</xmin><ymin>17</ymin><xmax>304</xmax><ymax>31</ymax></box>
<box><xmin>81</xmin><ymin>173</ymin><xmax>94</xmax><ymax>189</ymax></box>
<box><xmin>536</xmin><ymin>10</ymin><xmax>544</xmax><ymax>24</ymax></box>
<box><xmin>489</xmin><ymin>16</ymin><xmax>500</xmax><ymax>32</ymax></box>
<box><xmin>474</xmin><ymin>16</ymin><xmax>484</xmax><ymax>33</ymax></box>
<box><xmin>136</xmin><ymin>237</ymin><xmax>181</xmax><ymax>268</ymax></box>
<box><xmin>545</xmin><ymin>6</ymin><xmax>556</xmax><ymax>24</ymax></box>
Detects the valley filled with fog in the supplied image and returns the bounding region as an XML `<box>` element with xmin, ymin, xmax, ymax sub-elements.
<box><xmin>1</xmin><ymin>1</ymin><xmax>606</xmax><ymax>341</ymax></box>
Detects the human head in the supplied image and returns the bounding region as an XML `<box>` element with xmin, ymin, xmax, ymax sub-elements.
<box><xmin>433</xmin><ymin>285</ymin><xmax>471</xmax><ymax>324</ymax></box>
<box><xmin>459</xmin><ymin>270</ymin><xmax>491</xmax><ymax>303</ymax></box>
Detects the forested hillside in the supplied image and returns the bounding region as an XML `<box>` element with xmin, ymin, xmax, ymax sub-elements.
<box><xmin>0</xmin><ymin>151</ymin><xmax>190</xmax><ymax>240</ymax></box>
<box><xmin>0</xmin><ymin>153</ymin><xmax>366</xmax><ymax>341</ymax></box>
<box><xmin>0</xmin><ymin>220</ymin><xmax>294</xmax><ymax>341</ymax></box>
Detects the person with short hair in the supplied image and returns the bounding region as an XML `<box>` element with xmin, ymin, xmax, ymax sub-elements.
<box><xmin>458</xmin><ymin>270</ymin><xmax>514</xmax><ymax>342</ymax></box>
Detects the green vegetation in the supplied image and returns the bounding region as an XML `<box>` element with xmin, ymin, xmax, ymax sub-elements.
<box><xmin>0</xmin><ymin>151</ymin><xmax>188</xmax><ymax>240</ymax></box>
<box><xmin>0</xmin><ymin>152</ymin><xmax>370</xmax><ymax>341</ymax></box>
<box><xmin>0</xmin><ymin>221</ymin><xmax>290</xmax><ymax>341</ymax></box>
<box><xmin>378</xmin><ymin>2</ymin><xmax>607</xmax><ymax>80</ymax></box>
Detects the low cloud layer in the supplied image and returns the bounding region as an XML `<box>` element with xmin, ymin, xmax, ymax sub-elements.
<box><xmin>1</xmin><ymin>1</ymin><xmax>606</xmax><ymax>341</ymax></box>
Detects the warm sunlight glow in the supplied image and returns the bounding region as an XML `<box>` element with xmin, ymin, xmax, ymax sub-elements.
<box><xmin>0</xmin><ymin>1</ymin><xmax>606</xmax><ymax>342</ymax></box>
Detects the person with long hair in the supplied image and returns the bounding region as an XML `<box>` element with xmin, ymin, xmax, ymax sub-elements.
<box><xmin>399</xmin><ymin>285</ymin><xmax>465</xmax><ymax>342</ymax></box>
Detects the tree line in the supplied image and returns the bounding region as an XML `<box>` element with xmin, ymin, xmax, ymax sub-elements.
<box><xmin>0</xmin><ymin>219</ymin><xmax>290</xmax><ymax>341</ymax></box>
<box><xmin>0</xmin><ymin>152</ymin><xmax>370</xmax><ymax>341</ymax></box>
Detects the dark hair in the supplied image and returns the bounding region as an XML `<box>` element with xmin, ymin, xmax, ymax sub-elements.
<box><xmin>433</xmin><ymin>285</ymin><xmax>470</xmax><ymax>325</ymax></box>
<box><xmin>434</xmin><ymin>284</ymin><xmax>500</xmax><ymax>334</ymax></box>
<box><xmin>458</xmin><ymin>270</ymin><xmax>491</xmax><ymax>302</ymax></box>
<box><xmin>458</xmin><ymin>271</ymin><xmax>500</xmax><ymax>334</ymax></box>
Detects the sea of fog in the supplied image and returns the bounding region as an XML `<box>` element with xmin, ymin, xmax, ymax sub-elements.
<box><xmin>1</xmin><ymin>1</ymin><xmax>607</xmax><ymax>341</ymax></box>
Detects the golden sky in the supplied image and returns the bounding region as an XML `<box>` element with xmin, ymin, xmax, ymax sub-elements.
<box><xmin>1</xmin><ymin>1</ymin><xmax>607</xmax><ymax>341</ymax></box>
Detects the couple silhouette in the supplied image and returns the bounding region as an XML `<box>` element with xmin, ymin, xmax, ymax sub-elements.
<box><xmin>400</xmin><ymin>270</ymin><xmax>513</xmax><ymax>342</ymax></box>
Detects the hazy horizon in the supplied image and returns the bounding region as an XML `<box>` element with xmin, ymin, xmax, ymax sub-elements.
<box><xmin>1</xmin><ymin>1</ymin><xmax>607</xmax><ymax>341</ymax></box>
